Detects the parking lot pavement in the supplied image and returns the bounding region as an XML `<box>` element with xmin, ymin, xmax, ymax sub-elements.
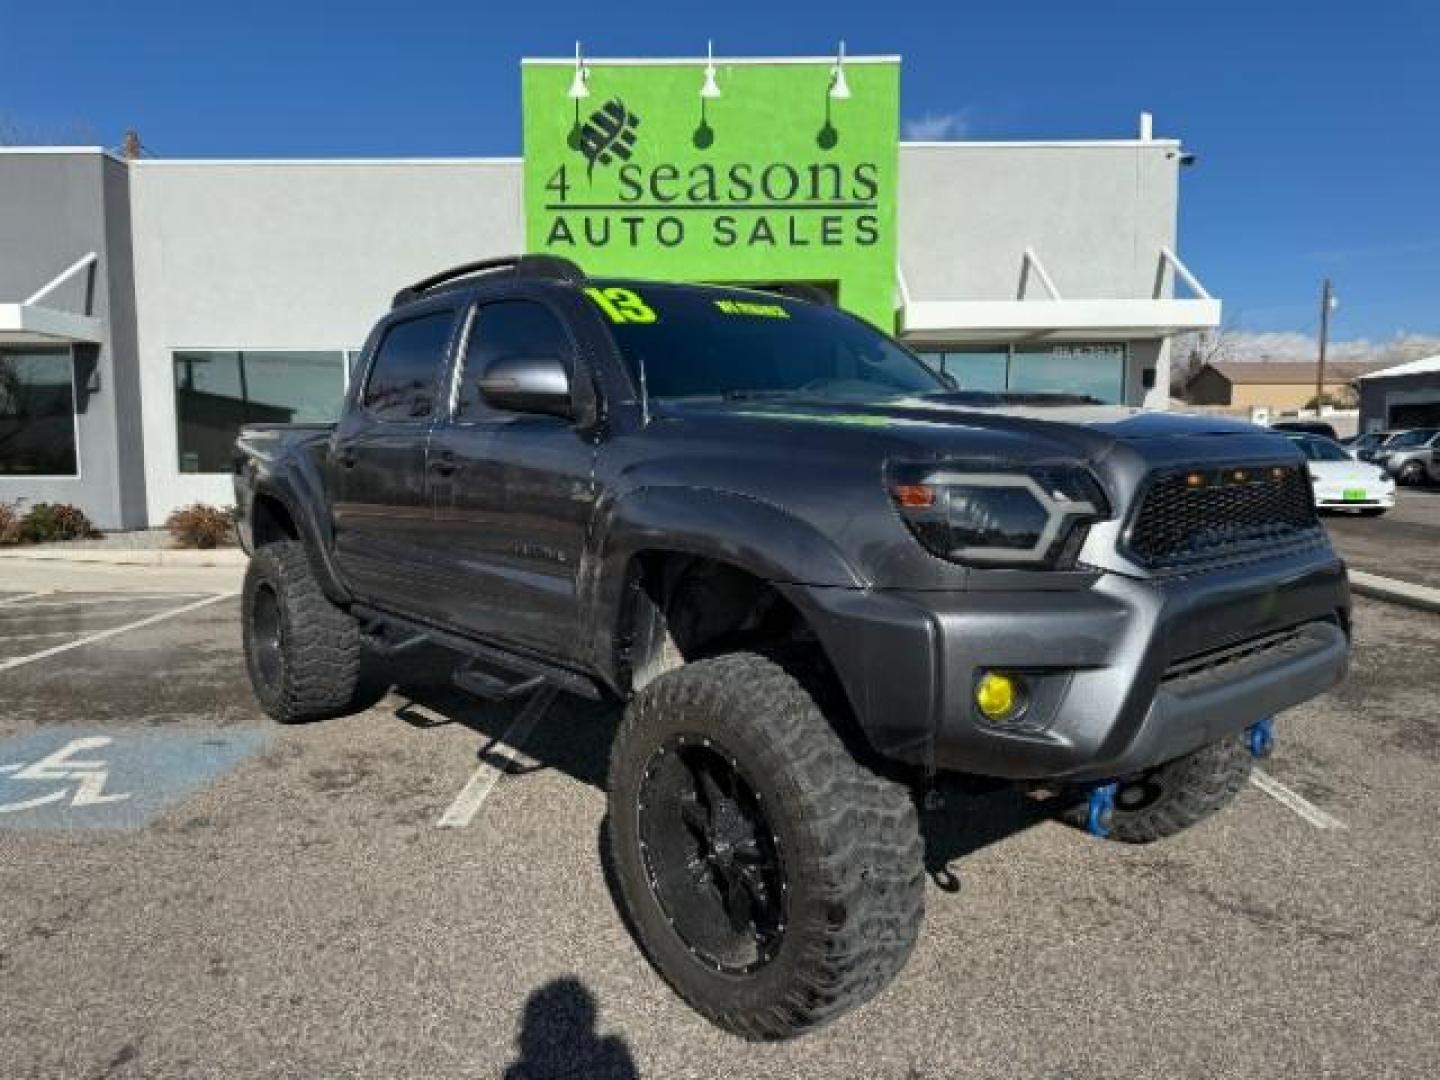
<box><xmin>1</xmin><ymin>590</ymin><xmax>1437</xmax><ymax>1079</ymax></box>
<box><xmin>1326</xmin><ymin>487</ymin><xmax>1440</xmax><ymax>588</ymax></box>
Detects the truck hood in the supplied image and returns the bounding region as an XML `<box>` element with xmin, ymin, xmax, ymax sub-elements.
<box><xmin>656</xmin><ymin>396</ymin><xmax>1279</xmax><ymax>467</ymax></box>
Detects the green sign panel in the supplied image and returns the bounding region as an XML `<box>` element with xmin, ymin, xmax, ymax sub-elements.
<box><xmin>522</xmin><ymin>58</ymin><xmax>900</xmax><ymax>328</ymax></box>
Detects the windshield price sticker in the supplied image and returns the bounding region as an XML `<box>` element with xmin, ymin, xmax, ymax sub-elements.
<box><xmin>584</xmin><ymin>286</ymin><xmax>658</xmax><ymax>325</ymax></box>
<box><xmin>714</xmin><ymin>299</ymin><xmax>790</xmax><ymax>319</ymax></box>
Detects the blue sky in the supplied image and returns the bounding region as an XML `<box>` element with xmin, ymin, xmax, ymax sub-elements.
<box><xmin>5</xmin><ymin>0</ymin><xmax>1436</xmax><ymax>343</ymax></box>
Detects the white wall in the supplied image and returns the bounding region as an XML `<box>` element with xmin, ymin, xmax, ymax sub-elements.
<box><xmin>898</xmin><ymin>142</ymin><xmax>1182</xmax><ymax>301</ymax></box>
<box><xmin>129</xmin><ymin>159</ymin><xmax>524</xmax><ymax>519</ymax></box>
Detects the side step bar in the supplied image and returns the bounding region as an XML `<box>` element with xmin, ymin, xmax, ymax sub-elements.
<box><xmin>352</xmin><ymin>603</ymin><xmax>604</xmax><ymax>702</ymax></box>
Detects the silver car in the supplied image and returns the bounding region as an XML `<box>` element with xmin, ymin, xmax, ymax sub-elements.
<box><xmin>1374</xmin><ymin>427</ymin><xmax>1440</xmax><ymax>485</ymax></box>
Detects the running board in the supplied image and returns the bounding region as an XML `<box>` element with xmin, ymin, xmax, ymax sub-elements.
<box><xmin>350</xmin><ymin>603</ymin><xmax>604</xmax><ymax>701</ymax></box>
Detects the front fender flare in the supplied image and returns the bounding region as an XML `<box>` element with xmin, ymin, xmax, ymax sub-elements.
<box><xmin>582</xmin><ymin>485</ymin><xmax>865</xmax><ymax>684</ymax></box>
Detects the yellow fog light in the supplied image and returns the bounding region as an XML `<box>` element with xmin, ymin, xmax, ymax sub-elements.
<box><xmin>975</xmin><ymin>672</ymin><xmax>1023</xmax><ymax>722</ymax></box>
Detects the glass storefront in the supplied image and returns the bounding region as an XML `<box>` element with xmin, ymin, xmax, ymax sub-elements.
<box><xmin>173</xmin><ymin>350</ymin><xmax>348</xmax><ymax>473</ymax></box>
<box><xmin>917</xmin><ymin>343</ymin><xmax>1128</xmax><ymax>403</ymax></box>
<box><xmin>0</xmin><ymin>347</ymin><xmax>79</xmax><ymax>476</ymax></box>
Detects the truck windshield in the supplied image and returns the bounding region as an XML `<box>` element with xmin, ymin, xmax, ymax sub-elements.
<box><xmin>590</xmin><ymin>285</ymin><xmax>947</xmax><ymax>402</ymax></box>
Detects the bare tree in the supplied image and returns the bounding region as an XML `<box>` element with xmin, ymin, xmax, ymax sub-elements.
<box><xmin>1169</xmin><ymin>321</ymin><xmax>1241</xmax><ymax>396</ymax></box>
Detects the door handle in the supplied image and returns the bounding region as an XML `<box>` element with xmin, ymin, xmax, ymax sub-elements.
<box><xmin>429</xmin><ymin>453</ymin><xmax>461</xmax><ymax>476</ymax></box>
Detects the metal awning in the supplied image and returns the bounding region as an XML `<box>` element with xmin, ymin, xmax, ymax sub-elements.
<box><xmin>898</xmin><ymin>247</ymin><xmax>1221</xmax><ymax>344</ymax></box>
<box><xmin>0</xmin><ymin>253</ymin><xmax>104</xmax><ymax>346</ymax></box>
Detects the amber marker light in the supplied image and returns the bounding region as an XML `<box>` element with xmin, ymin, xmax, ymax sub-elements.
<box><xmin>891</xmin><ymin>484</ymin><xmax>936</xmax><ymax>508</ymax></box>
<box><xmin>1185</xmin><ymin>472</ymin><xmax>1206</xmax><ymax>488</ymax></box>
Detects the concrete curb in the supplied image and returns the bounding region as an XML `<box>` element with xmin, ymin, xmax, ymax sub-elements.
<box><xmin>1349</xmin><ymin>570</ymin><xmax>1440</xmax><ymax>615</ymax></box>
<box><xmin>0</xmin><ymin>547</ymin><xmax>248</xmax><ymax>568</ymax></box>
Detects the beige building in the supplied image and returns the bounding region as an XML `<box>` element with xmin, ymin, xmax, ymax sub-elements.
<box><xmin>1183</xmin><ymin>361</ymin><xmax>1389</xmax><ymax>411</ymax></box>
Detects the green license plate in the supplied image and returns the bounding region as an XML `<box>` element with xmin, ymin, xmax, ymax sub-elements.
<box><xmin>1342</xmin><ymin>488</ymin><xmax>1367</xmax><ymax>501</ymax></box>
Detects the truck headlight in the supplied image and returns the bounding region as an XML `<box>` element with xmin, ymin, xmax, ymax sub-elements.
<box><xmin>888</xmin><ymin>463</ymin><xmax>1109</xmax><ymax>569</ymax></box>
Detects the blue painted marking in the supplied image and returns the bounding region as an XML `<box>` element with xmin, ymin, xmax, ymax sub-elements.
<box><xmin>0</xmin><ymin>727</ymin><xmax>269</xmax><ymax>831</ymax></box>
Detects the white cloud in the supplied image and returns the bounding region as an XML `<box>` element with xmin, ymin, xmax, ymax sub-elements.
<box><xmin>1221</xmin><ymin>331</ymin><xmax>1440</xmax><ymax>363</ymax></box>
<box><xmin>902</xmin><ymin>110</ymin><xmax>973</xmax><ymax>141</ymax></box>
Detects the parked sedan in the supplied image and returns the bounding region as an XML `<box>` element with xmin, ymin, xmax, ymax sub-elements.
<box><xmin>1347</xmin><ymin>429</ymin><xmax>1403</xmax><ymax>462</ymax></box>
<box><xmin>1373</xmin><ymin>427</ymin><xmax>1440</xmax><ymax>485</ymax></box>
<box><xmin>1287</xmin><ymin>434</ymin><xmax>1395</xmax><ymax>515</ymax></box>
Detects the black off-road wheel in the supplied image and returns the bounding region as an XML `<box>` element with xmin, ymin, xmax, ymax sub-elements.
<box><xmin>607</xmin><ymin>653</ymin><xmax>925</xmax><ymax>1041</ymax></box>
<box><xmin>1064</xmin><ymin>734</ymin><xmax>1252</xmax><ymax>843</ymax></box>
<box><xmin>243</xmin><ymin>540</ymin><xmax>362</xmax><ymax>724</ymax></box>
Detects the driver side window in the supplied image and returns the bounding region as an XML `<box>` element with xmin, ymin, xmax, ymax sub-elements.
<box><xmin>456</xmin><ymin>300</ymin><xmax>573</xmax><ymax>420</ymax></box>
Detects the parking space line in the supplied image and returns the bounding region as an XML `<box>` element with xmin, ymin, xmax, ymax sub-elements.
<box><xmin>0</xmin><ymin>630</ymin><xmax>76</xmax><ymax>642</ymax></box>
<box><xmin>1250</xmin><ymin>768</ymin><xmax>1348</xmax><ymax>831</ymax></box>
<box><xmin>436</xmin><ymin>686</ymin><xmax>558</xmax><ymax>829</ymax></box>
<box><xmin>0</xmin><ymin>592</ymin><xmax>239</xmax><ymax>674</ymax></box>
<box><xmin>5</xmin><ymin>593</ymin><xmax>209</xmax><ymax>609</ymax></box>
<box><xmin>0</xmin><ymin>591</ymin><xmax>52</xmax><ymax>607</ymax></box>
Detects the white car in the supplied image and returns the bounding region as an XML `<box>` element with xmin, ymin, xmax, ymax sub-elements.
<box><xmin>1287</xmin><ymin>434</ymin><xmax>1395</xmax><ymax>516</ymax></box>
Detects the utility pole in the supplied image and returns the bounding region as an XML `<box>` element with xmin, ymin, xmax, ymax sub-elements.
<box><xmin>1314</xmin><ymin>278</ymin><xmax>1334</xmax><ymax>417</ymax></box>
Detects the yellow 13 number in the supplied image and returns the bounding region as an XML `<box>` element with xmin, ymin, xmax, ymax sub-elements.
<box><xmin>583</xmin><ymin>286</ymin><xmax>658</xmax><ymax>325</ymax></box>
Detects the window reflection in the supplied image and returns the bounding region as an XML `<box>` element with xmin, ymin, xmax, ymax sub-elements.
<box><xmin>0</xmin><ymin>348</ymin><xmax>78</xmax><ymax>476</ymax></box>
<box><xmin>174</xmin><ymin>351</ymin><xmax>345</xmax><ymax>473</ymax></box>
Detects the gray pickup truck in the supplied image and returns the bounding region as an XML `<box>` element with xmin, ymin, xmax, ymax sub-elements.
<box><xmin>234</xmin><ymin>255</ymin><xmax>1350</xmax><ymax>1040</ymax></box>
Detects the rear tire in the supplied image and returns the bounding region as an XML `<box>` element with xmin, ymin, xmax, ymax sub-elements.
<box><xmin>1064</xmin><ymin>734</ymin><xmax>1252</xmax><ymax>843</ymax></box>
<box><xmin>243</xmin><ymin>540</ymin><xmax>363</xmax><ymax>724</ymax></box>
<box><xmin>607</xmin><ymin>652</ymin><xmax>925</xmax><ymax>1040</ymax></box>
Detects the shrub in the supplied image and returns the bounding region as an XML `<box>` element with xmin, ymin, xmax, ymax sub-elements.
<box><xmin>17</xmin><ymin>503</ymin><xmax>100</xmax><ymax>543</ymax></box>
<box><xmin>165</xmin><ymin>503</ymin><xmax>236</xmax><ymax>549</ymax></box>
<box><xmin>0</xmin><ymin>501</ymin><xmax>20</xmax><ymax>545</ymax></box>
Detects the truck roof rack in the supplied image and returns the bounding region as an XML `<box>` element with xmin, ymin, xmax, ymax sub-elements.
<box><xmin>392</xmin><ymin>255</ymin><xmax>585</xmax><ymax>308</ymax></box>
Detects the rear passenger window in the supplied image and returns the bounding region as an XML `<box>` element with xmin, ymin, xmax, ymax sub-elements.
<box><xmin>363</xmin><ymin>312</ymin><xmax>455</xmax><ymax>421</ymax></box>
<box><xmin>456</xmin><ymin>301</ymin><xmax>573</xmax><ymax>420</ymax></box>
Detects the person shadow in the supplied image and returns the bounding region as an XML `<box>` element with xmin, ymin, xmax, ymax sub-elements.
<box><xmin>502</xmin><ymin>977</ymin><xmax>639</xmax><ymax>1080</ymax></box>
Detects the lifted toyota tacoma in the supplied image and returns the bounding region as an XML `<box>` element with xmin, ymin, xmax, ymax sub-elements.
<box><xmin>234</xmin><ymin>255</ymin><xmax>1351</xmax><ymax>1040</ymax></box>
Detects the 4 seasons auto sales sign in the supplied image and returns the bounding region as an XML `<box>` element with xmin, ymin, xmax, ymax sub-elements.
<box><xmin>522</xmin><ymin>55</ymin><xmax>900</xmax><ymax>328</ymax></box>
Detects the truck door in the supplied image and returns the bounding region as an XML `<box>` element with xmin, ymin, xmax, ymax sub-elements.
<box><xmin>427</xmin><ymin>297</ymin><xmax>596</xmax><ymax>660</ymax></box>
<box><xmin>332</xmin><ymin>304</ymin><xmax>459</xmax><ymax>619</ymax></box>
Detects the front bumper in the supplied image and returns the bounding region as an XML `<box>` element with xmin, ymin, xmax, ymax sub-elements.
<box><xmin>786</xmin><ymin>545</ymin><xmax>1351</xmax><ymax>782</ymax></box>
<box><xmin>1313</xmin><ymin>482</ymin><xmax>1394</xmax><ymax>509</ymax></box>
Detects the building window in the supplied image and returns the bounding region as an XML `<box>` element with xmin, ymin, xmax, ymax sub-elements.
<box><xmin>0</xmin><ymin>347</ymin><xmax>79</xmax><ymax>477</ymax></box>
<box><xmin>174</xmin><ymin>350</ymin><xmax>346</xmax><ymax>473</ymax></box>
<box><xmin>914</xmin><ymin>343</ymin><xmax>1128</xmax><ymax>404</ymax></box>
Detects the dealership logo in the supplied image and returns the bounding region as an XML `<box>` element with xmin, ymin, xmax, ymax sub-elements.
<box><xmin>574</xmin><ymin>98</ymin><xmax>641</xmax><ymax>179</ymax></box>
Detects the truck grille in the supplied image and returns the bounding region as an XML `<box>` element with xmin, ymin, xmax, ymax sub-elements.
<box><xmin>1127</xmin><ymin>463</ymin><xmax>1320</xmax><ymax>568</ymax></box>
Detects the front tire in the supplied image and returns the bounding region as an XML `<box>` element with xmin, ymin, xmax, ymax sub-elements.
<box><xmin>607</xmin><ymin>653</ymin><xmax>925</xmax><ymax>1040</ymax></box>
<box><xmin>1066</xmin><ymin>734</ymin><xmax>1252</xmax><ymax>843</ymax></box>
<box><xmin>1358</xmin><ymin>507</ymin><xmax>1388</xmax><ymax>517</ymax></box>
<box><xmin>243</xmin><ymin>541</ymin><xmax>362</xmax><ymax>724</ymax></box>
<box><xmin>1397</xmin><ymin>461</ymin><xmax>1426</xmax><ymax>485</ymax></box>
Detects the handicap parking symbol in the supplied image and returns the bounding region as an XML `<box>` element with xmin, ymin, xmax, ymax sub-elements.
<box><xmin>0</xmin><ymin>736</ymin><xmax>133</xmax><ymax>815</ymax></box>
<box><xmin>0</xmin><ymin>728</ymin><xmax>269</xmax><ymax>831</ymax></box>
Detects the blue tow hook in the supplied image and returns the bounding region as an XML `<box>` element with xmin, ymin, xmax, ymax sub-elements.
<box><xmin>1085</xmin><ymin>782</ymin><xmax>1118</xmax><ymax>838</ymax></box>
<box><xmin>1247</xmin><ymin>717</ymin><xmax>1275</xmax><ymax>759</ymax></box>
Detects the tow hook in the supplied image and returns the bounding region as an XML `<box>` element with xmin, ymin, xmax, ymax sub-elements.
<box><xmin>1248</xmin><ymin>717</ymin><xmax>1275</xmax><ymax>759</ymax></box>
<box><xmin>1085</xmin><ymin>782</ymin><xmax>1118</xmax><ymax>838</ymax></box>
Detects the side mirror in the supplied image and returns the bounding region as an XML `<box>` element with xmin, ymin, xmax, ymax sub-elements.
<box><xmin>478</xmin><ymin>354</ymin><xmax>573</xmax><ymax>419</ymax></box>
